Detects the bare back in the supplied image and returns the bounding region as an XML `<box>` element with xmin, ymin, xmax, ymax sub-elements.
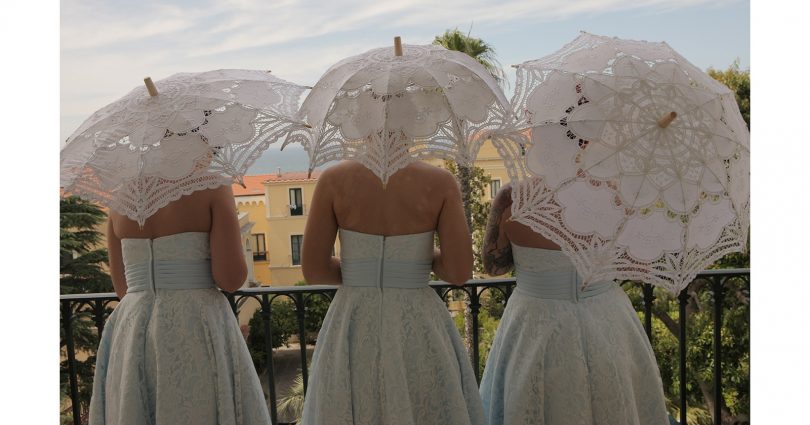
<box><xmin>107</xmin><ymin>186</ymin><xmax>247</xmax><ymax>297</ymax></box>
<box><xmin>330</xmin><ymin>161</ymin><xmax>451</xmax><ymax>234</ymax></box>
<box><xmin>302</xmin><ymin>160</ymin><xmax>473</xmax><ymax>285</ymax></box>
<box><xmin>109</xmin><ymin>190</ymin><xmax>215</xmax><ymax>240</ymax></box>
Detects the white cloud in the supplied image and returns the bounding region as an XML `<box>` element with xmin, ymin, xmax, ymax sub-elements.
<box><xmin>60</xmin><ymin>0</ymin><xmax>744</xmax><ymax>141</ymax></box>
<box><xmin>61</xmin><ymin>0</ymin><xmax>200</xmax><ymax>49</ymax></box>
<box><xmin>62</xmin><ymin>0</ymin><xmax>731</xmax><ymax>53</ymax></box>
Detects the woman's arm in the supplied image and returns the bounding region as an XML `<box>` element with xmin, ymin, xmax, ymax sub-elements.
<box><xmin>301</xmin><ymin>170</ymin><xmax>341</xmax><ymax>284</ymax></box>
<box><xmin>482</xmin><ymin>184</ymin><xmax>514</xmax><ymax>276</ymax></box>
<box><xmin>434</xmin><ymin>173</ymin><xmax>474</xmax><ymax>286</ymax></box>
<box><xmin>209</xmin><ymin>185</ymin><xmax>248</xmax><ymax>292</ymax></box>
<box><xmin>107</xmin><ymin>218</ymin><xmax>128</xmax><ymax>299</ymax></box>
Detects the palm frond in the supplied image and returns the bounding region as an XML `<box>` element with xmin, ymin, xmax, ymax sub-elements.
<box><xmin>277</xmin><ymin>373</ymin><xmax>306</xmax><ymax>421</ymax></box>
<box><xmin>433</xmin><ymin>28</ymin><xmax>509</xmax><ymax>89</ymax></box>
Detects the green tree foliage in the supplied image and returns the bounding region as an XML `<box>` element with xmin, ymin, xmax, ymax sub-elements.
<box><xmin>277</xmin><ymin>373</ymin><xmax>306</xmax><ymax>423</ymax></box>
<box><xmin>295</xmin><ymin>281</ymin><xmax>331</xmax><ymax>342</ymax></box>
<box><xmin>247</xmin><ymin>300</ymin><xmax>298</xmax><ymax>374</ymax></box>
<box><xmin>60</xmin><ymin>196</ymin><xmax>113</xmax><ymax>423</ymax></box>
<box><xmin>451</xmin><ymin>289</ymin><xmax>503</xmax><ymax>375</ymax></box>
<box><xmin>443</xmin><ymin>159</ymin><xmax>492</xmax><ymax>364</ymax></box>
<box><xmin>60</xmin><ymin>196</ymin><xmax>113</xmax><ymax>294</ymax></box>
<box><xmin>433</xmin><ymin>28</ymin><xmax>508</xmax><ymax>88</ymax></box>
<box><xmin>443</xmin><ymin>160</ymin><xmax>491</xmax><ymax>275</ymax></box>
<box><xmin>707</xmin><ymin>60</ymin><xmax>750</xmax><ymax>128</ymax></box>
<box><xmin>247</xmin><ymin>281</ymin><xmax>332</xmax><ymax>373</ymax></box>
<box><xmin>707</xmin><ymin>59</ymin><xmax>750</xmax><ymax>272</ymax></box>
<box><xmin>625</xmin><ymin>278</ymin><xmax>749</xmax><ymax>424</ymax></box>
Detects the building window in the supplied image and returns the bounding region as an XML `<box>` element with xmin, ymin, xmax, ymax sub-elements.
<box><xmin>289</xmin><ymin>188</ymin><xmax>303</xmax><ymax>216</ymax></box>
<box><xmin>291</xmin><ymin>235</ymin><xmax>303</xmax><ymax>266</ymax></box>
<box><xmin>490</xmin><ymin>179</ymin><xmax>501</xmax><ymax>199</ymax></box>
<box><xmin>251</xmin><ymin>234</ymin><xmax>267</xmax><ymax>261</ymax></box>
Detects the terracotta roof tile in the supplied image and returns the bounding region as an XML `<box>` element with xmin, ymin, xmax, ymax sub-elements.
<box><xmin>232</xmin><ymin>171</ymin><xmax>320</xmax><ymax>196</ymax></box>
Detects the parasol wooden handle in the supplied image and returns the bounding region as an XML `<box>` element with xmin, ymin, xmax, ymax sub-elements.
<box><xmin>144</xmin><ymin>77</ymin><xmax>159</xmax><ymax>97</ymax></box>
<box><xmin>657</xmin><ymin>111</ymin><xmax>677</xmax><ymax>128</ymax></box>
<box><xmin>394</xmin><ymin>36</ymin><xmax>403</xmax><ymax>56</ymax></box>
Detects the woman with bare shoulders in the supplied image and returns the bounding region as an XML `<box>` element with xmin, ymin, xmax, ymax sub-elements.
<box><xmin>477</xmin><ymin>183</ymin><xmax>669</xmax><ymax>425</ymax></box>
<box><xmin>88</xmin><ymin>186</ymin><xmax>272</xmax><ymax>425</ymax></box>
<box><xmin>299</xmin><ymin>160</ymin><xmax>485</xmax><ymax>425</ymax></box>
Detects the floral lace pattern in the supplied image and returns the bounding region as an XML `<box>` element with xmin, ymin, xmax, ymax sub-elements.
<box><xmin>479</xmin><ymin>245</ymin><xmax>669</xmax><ymax>425</ymax></box>
<box><xmin>286</xmin><ymin>44</ymin><xmax>513</xmax><ymax>184</ymax></box>
<box><xmin>505</xmin><ymin>32</ymin><xmax>750</xmax><ymax>293</ymax></box>
<box><xmin>301</xmin><ymin>230</ymin><xmax>484</xmax><ymax>425</ymax></box>
<box><xmin>89</xmin><ymin>232</ymin><xmax>271</xmax><ymax>424</ymax></box>
<box><xmin>61</xmin><ymin>70</ymin><xmax>307</xmax><ymax>226</ymax></box>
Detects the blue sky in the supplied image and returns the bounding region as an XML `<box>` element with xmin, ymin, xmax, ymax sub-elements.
<box><xmin>61</xmin><ymin>0</ymin><xmax>749</xmax><ymax>172</ymax></box>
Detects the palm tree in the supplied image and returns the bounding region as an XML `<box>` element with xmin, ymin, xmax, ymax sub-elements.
<box><xmin>433</xmin><ymin>28</ymin><xmax>507</xmax><ymax>365</ymax></box>
<box><xmin>433</xmin><ymin>28</ymin><xmax>508</xmax><ymax>89</ymax></box>
<box><xmin>432</xmin><ymin>28</ymin><xmax>509</xmax><ymax>231</ymax></box>
<box><xmin>277</xmin><ymin>373</ymin><xmax>306</xmax><ymax>422</ymax></box>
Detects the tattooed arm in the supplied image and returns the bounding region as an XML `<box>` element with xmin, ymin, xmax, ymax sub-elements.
<box><xmin>483</xmin><ymin>184</ymin><xmax>514</xmax><ymax>276</ymax></box>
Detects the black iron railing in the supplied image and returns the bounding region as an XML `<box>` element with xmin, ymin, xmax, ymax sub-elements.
<box><xmin>60</xmin><ymin>269</ymin><xmax>749</xmax><ymax>425</ymax></box>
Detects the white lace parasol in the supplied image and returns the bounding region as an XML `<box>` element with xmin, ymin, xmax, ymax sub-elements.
<box><xmin>60</xmin><ymin>69</ymin><xmax>308</xmax><ymax>226</ymax></box>
<box><xmin>285</xmin><ymin>39</ymin><xmax>513</xmax><ymax>183</ymax></box>
<box><xmin>506</xmin><ymin>32</ymin><xmax>749</xmax><ymax>293</ymax></box>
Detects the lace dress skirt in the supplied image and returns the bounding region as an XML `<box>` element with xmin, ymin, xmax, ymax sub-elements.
<box><xmin>479</xmin><ymin>245</ymin><xmax>669</xmax><ymax>425</ymax></box>
<box><xmin>300</xmin><ymin>229</ymin><xmax>484</xmax><ymax>425</ymax></box>
<box><xmin>88</xmin><ymin>233</ymin><xmax>271</xmax><ymax>425</ymax></box>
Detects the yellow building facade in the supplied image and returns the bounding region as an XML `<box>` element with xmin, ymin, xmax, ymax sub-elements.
<box><xmin>235</xmin><ymin>140</ymin><xmax>511</xmax><ymax>286</ymax></box>
<box><xmin>425</xmin><ymin>139</ymin><xmax>511</xmax><ymax>201</ymax></box>
<box><xmin>477</xmin><ymin>139</ymin><xmax>512</xmax><ymax>200</ymax></box>
<box><xmin>233</xmin><ymin>171</ymin><xmax>340</xmax><ymax>286</ymax></box>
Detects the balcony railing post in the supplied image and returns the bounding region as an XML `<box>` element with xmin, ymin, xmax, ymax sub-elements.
<box><xmin>225</xmin><ymin>292</ymin><xmax>238</xmax><ymax>317</ymax></box>
<box><xmin>470</xmin><ymin>287</ymin><xmax>482</xmax><ymax>383</ymax></box>
<box><xmin>93</xmin><ymin>299</ymin><xmax>106</xmax><ymax>336</ymax></box>
<box><xmin>61</xmin><ymin>300</ymin><xmax>82</xmax><ymax>425</ymax></box>
<box><xmin>504</xmin><ymin>282</ymin><xmax>513</xmax><ymax>303</ymax></box>
<box><xmin>260</xmin><ymin>294</ymin><xmax>279</xmax><ymax>424</ymax></box>
<box><xmin>641</xmin><ymin>283</ymin><xmax>655</xmax><ymax>342</ymax></box>
<box><xmin>294</xmin><ymin>293</ymin><xmax>309</xmax><ymax>395</ymax></box>
<box><xmin>712</xmin><ymin>277</ymin><xmax>726</xmax><ymax>425</ymax></box>
<box><xmin>678</xmin><ymin>288</ymin><xmax>690</xmax><ymax>425</ymax></box>
<box><xmin>433</xmin><ymin>285</ymin><xmax>444</xmax><ymax>299</ymax></box>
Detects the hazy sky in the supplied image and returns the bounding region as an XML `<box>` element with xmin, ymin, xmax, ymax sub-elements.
<box><xmin>61</xmin><ymin>0</ymin><xmax>750</xmax><ymax>153</ymax></box>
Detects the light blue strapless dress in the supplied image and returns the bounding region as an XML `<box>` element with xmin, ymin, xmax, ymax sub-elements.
<box><xmin>300</xmin><ymin>229</ymin><xmax>485</xmax><ymax>425</ymax></box>
<box><xmin>89</xmin><ymin>232</ymin><xmax>271</xmax><ymax>425</ymax></box>
<box><xmin>479</xmin><ymin>244</ymin><xmax>669</xmax><ymax>425</ymax></box>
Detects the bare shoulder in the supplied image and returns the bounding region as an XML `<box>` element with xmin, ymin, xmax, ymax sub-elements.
<box><xmin>415</xmin><ymin>161</ymin><xmax>453</xmax><ymax>176</ymax></box>
<box><xmin>313</xmin><ymin>163</ymin><xmax>354</xmax><ymax>196</ymax></box>
<box><xmin>107</xmin><ymin>210</ymin><xmax>123</xmax><ymax>238</ymax></box>
<box><xmin>316</xmin><ymin>161</ymin><xmax>358</xmax><ymax>184</ymax></box>
<box><xmin>212</xmin><ymin>184</ymin><xmax>235</xmax><ymax>197</ymax></box>
<box><xmin>333</xmin><ymin>160</ymin><xmax>369</xmax><ymax>174</ymax></box>
<box><xmin>411</xmin><ymin>162</ymin><xmax>458</xmax><ymax>189</ymax></box>
<box><xmin>201</xmin><ymin>185</ymin><xmax>234</xmax><ymax>206</ymax></box>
